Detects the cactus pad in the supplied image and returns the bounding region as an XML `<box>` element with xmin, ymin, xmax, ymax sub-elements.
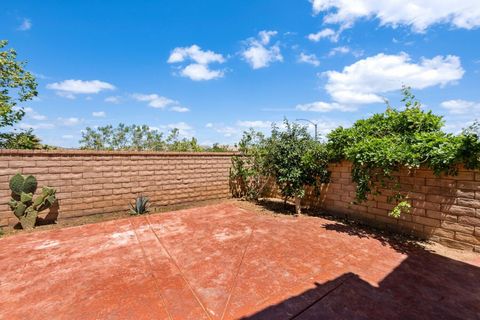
<box><xmin>9</xmin><ymin>173</ymin><xmax>24</xmax><ymax>195</ymax></box>
<box><xmin>23</xmin><ymin>175</ymin><xmax>38</xmax><ymax>194</ymax></box>
<box><xmin>20</xmin><ymin>192</ymin><xmax>33</xmax><ymax>203</ymax></box>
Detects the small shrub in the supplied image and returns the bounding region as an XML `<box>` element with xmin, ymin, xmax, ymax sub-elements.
<box><xmin>230</xmin><ymin>129</ymin><xmax>270</xmax><ymax>200</ymax></box>
<box><xmin>8</xmin><ymin>173</ymin><xmax>57</xmax><ymax>229</ymax></box>
<box><xmin>129</xmin><ymin>196</ymin><xmax>150</xmax><ymax>215</ymax></box>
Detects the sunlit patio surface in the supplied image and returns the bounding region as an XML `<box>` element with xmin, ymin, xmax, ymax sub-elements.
<box><xmin>1</xmin><ymin>203</ymin><xmax>479</xmax><ymax>319</ymax></box>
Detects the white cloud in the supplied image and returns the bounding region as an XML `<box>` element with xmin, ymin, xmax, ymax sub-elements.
<box><xmin>18</xmin><ymin>18</ymin><xmax>32</xmax><ymax>31</ymax></box>
<box><xmin>168</xmin><ymin>45</ymin><xmax>225</xmax><ymax>64</ymax></box>
<box><xmin>164</xmin><ymin>122</ymin><xmax>195</xmax><ymax>138</ymax></box>
<box><xmin>47</xmin><ymin>80</ymin><xmax>115</xmax><ymax>98</ymax></box>
<box><xmin>58</xmin><ymin>117</ymin><xmax>82</xmax><ymax>126</ymax></box>
<box><xmin>180</xmin><ymin>63</ymin><xmax>224</xmax><ymax>81</ymax></box>
<box><xmin>258</xmin><ymin>30</ymin><xmax>278</xmax><ymax>45</ymax></box>
<box><xmin>328</xmin><ymin>46</ymin><xmax>350</xmax><ymax>56</ymax></box>
<box><xmin>441</xmin><ymin>99</ymin><xmax>480</xmax><ymax>114</ymax></box>
<box><xmin>296</xmin><ymin>101</ymin><xmax>357</xmax><ymax>112</ymax></box>
<box><xmin>18</xmin><ymin>123</ymin><xmax>54</xmax><ymax>130</ymax></box>
<box><xmin>132</xmin><ymin>93</ymin><xmax>178</xmax><ymax>109</ymax></box>
<box><xmin>237</xmin><ymin>120</ymin><xmax>272</xmax><ymax>128</ymax></box>
<box><xmin>24</xmin><ymin>107</ymin><xmax>47</xmax><ymax>121</ymax></box>
<box><xmin>310</xmin><ymin>0</ymin><xmax>480</xmax><ymax>32</ymax></box>
<box><xmin>62</xmin><ymin>135</ymin><xmax>75</xmax><ymax>139</ymax></box>
<box><xmin>104</xmin><ymin>96</ymin><xmax>121</xmax><ymax>104</ymax></box>
<box><xmin>92</xmin><ymin>111</ymin><xmax>106</xmax><ymax>117</ymax></box>
<box><xmin>170</xmin><ymin>106</ymin><xmax>190</xmax><ymax>113</ymax></box>
<box><xmin>307</xmin><ymin>28</ymin><xmax>339</xmax><ymax>42</ymax></box>
<box><xmin>206</xmin><ymin>123</ymin><xmax>240</xmax><ymax>137</ymax></box>
<box><xmin>323</xmin><ymin>53</ymin><xmax>464</xmax><ymax>104</ymax></box>
<box><xmin>242</xmin><ymin>30</ymin><xmax>283</xmax><ymax>69</ymax></box>
<box><xmin>168</xmin><ymin>45</ymin><xmax>225</xmax><ymax>81</ymax></box>
<box><xmin>298</xmin><ymin>53</ymin><xmax>320</xmax><ymax>67</ymax></box>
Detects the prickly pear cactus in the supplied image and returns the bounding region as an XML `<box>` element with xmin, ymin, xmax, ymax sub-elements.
<box><xmin>7</xmin><ymin>174</ymin><xmax>56</xmax><ymax>230</ymax></box>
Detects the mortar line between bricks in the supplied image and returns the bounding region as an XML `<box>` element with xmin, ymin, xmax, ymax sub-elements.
<box><xmin>145</xmin><ymin>214</ymin><xmax>213</xmax><ymax>320</ymax></box>
<box><xmin>127</xmin><ymin>217</ymin><xmax>173</xmax><ymax>320</ymax></box>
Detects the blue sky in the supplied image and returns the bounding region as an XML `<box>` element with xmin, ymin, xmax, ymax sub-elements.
<box><xmin>2</xmin><ymin>0</ymin><xmax>480</xmax><ymax>147</ymax></box>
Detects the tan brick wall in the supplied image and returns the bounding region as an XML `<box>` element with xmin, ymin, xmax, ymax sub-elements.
<box><xmin>3</xmin><ymin>150</ymin><xmax>480</xmax><ymax>252</ymax></box>
<box><xmin>0</xmin><ymin>150</ymin><xmax>235</xmax><ymax>227</ymax></box>
<box><xmin>298</xmin><ymin>161</ymin><xmax>480</xmax><ymax>252</ymax></box>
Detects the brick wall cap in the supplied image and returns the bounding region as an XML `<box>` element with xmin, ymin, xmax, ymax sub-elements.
<box><xmin>0</xmin><ymin>149</ymin><xmax>240</xmax><ymax>157</ymax></box>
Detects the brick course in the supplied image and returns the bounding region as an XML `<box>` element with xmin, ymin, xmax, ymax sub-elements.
<box><xmin>0</xmin><ymin>150</ymin><xmax>235</xmax><ymax>227</ymax></box>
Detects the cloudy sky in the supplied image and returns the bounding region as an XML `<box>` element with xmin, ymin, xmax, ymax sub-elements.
<box><xmin>2</xmin><ymin>0</ymin><xmax>480</xmax><ymax>147</ymax></box>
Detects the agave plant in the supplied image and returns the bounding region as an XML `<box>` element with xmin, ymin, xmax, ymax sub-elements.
<box><xmin>129</xmin><ymin>196</ymin><xmax>150</xmax><ymax>215</ymax></box>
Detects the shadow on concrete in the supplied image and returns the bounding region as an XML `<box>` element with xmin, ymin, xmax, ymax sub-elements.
<box><xmin>256</xmin><ymin>198</ymin><xmax>425</xmax><ymax>254</ymax></box>
<box><xmin>241</xmin><ymin>251</ymin><xmax>480</xmax><ymax>319</ymax></box>
<box><xmin>37</xmin><ymin>200</ymin><xmax>60</xmax><ymax>226</ymax></box>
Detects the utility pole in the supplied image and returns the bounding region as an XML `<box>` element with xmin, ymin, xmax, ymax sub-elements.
<box><xmin>296</xmin><ymin>119</ymin><xmax>318</xmax><ymax>140</ymax></box>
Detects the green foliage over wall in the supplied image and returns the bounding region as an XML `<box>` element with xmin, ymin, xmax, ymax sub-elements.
<box><xmin>327</xmin><ymin>86</ymin><xmax>480</xmax><ymax>217</ymax></box>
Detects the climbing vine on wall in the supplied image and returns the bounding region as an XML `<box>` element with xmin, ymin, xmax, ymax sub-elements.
<box><xmin>326</xmin><ymin>86</ymin><xmax>480</xmax><ymax>217</ymax></box>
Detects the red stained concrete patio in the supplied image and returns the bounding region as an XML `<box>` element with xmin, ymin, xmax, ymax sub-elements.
<box><xmin>1</xmin><ymin>203</ymin><xmax>480</xmax><ymax>319</ymax></box>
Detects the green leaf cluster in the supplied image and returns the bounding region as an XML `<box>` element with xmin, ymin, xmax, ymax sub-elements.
<box><xmin>0</xmin><ymin>40</ymin><xmax>38</xmax><ymax>128</ymax></box>
<box><xmin>0</xmin><ymin>40</ymin><xmax>43</xmax><ymax>149</ymax></box>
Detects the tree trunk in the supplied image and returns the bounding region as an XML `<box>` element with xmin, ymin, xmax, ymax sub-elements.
<box><xmin>295</xmin><ymin>196</ymin><xmax>302</xmax><ymax>215</ymax></box>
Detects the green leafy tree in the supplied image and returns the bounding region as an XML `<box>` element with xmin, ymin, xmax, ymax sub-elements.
<box><xmin>165</xmin><ymin>128</ymin><xmax>203</xmax><ymax>152</ymax></box>
<box><xmin>80</xmin><ymin>124</ymin><xmax>166</xmax><ymax>150</ymax></box>
<box><xmin>79</xmin><ymin>124</ymin><xmax>204</xmax><ymax>152</ymax></box>
<box><xmin>1</xmin><ymin>129</ymin><xmax>42</xmax><ymax>149</ymax></box>
<box><xmin>0</xmin><ymin>40</ymin><xmax>41</xmax><ymax>149</ymax></box>
<box><xmin>265</xmin><ymin>120</ymin><xmax>330</xmax><ymax>214</ymax></box>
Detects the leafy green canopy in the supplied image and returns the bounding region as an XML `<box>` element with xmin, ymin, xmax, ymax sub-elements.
<box><xmin>0</xmin><ymin>40</ymin><xmax>42</xmax><ymax>149</ymax></box>
<box><xmin>79</xmin><ymin>123</ymin><xmax>204</xmax><ymax>152</ymax></box>
<box><xmin>327</xmin><ymin>87</ymin><xmax>480</xmax><ymax>216</ymax></box>
<box><xmin>266</xmin><ymin>120</ymin><xmax>330</xmax><ymax>200</ymax></box>
<box><xmin>231</xmin><ymin>120</ymin><xmax>331</xmax><ymax>212</ymax></box>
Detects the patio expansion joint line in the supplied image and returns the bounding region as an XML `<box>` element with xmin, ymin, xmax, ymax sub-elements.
<box><xmin>145</xmin><ymin>215</ymin><xmax>213</xmax><ymax>320</ymax></box>
<box><xmin>290</xmin><ymin>273</ymin><xmax>354</xmax><ymax>320</ymax></box>
<box><xmin>220</xmin><ymin>221</ymin><xmax>258</xmax><ymax>320</ymax></box>
<box><xmin>127</xmin><ymin>217</ymin><xmax>173</xmax><ymax>320</ymax></box>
